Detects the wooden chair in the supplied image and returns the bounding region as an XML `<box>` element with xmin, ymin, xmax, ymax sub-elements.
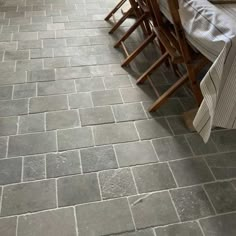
<box><xmin>136</xmin><ymin>0</ymin><xmax>209</xmax><ymax>112</ymax></box>
<box><xmin>113</xmin><ymin>0</ymin><xmax>154</xmax><ymax>66</ymax></box>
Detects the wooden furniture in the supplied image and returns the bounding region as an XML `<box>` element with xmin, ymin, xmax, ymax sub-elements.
<box><xmin>136</xmin><ymin>0</ymin><xmax>209</xmax><ymax>112</ymax></box>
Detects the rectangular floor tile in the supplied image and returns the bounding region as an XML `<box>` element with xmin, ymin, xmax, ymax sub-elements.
<box><xmin>29</xmin><ymin>95</ymin><xmax>68</xmax><ymax>113</ymax></box>
<box><xmin>23</xmin><ymin>155</ymin><xmax>46</xmax><ymax>181</ymax></box>
<box><xmin>94</xmin><ymin>122</ymin><xmax>139</xmax><ymax>146</ymax></box>
<box><xmin>57</xmin><ymin>173</ymin><xmax>100</xmax><ymax>207</ymax></box>
<box><xmin>0</xmin><ymin>72</ymin><xmax>26</xmax><ymax>86</ymax></box>
<box><xmin>169</xmin><ymin>158</ymin><xmax>214</xmax><ymax>187</ymax></box>
<box><xmin>112</xmin><ymin>103</ymin><xmax>147</xmax><ymax>122</ymax></box>
<box><xmin>135</xmin><ymin>118</ymin><xmax>172</xmax><ymax>140</ymax></box>
<box><xmin>0</xmin><ymin>116</ymin><xmax>18</xmax><ymax>136</ymax></box>
<box><xmin>92</xmin><ymin>89</ymin><xmax>122</xmax><ymax>106</ymax></box>
<box><xmin>56</xmin><ymin>67</ymin><xmax>90</xmax><ymax>80</ymax></box>
<box><xmin>132</xmin><ymin>163</ymin><xmax>176</xmax><ymax>193</ymax></box>
<box><xmin>152</xmin><ymin>136</ymin><xmax>193</xmax><ymax>161</ymax></box>
<box><xmin>200</xmin><ymin>213</ymin><xmax>236</xmax><ymax>236</ymax></box>
<box><xmin>99</xmin><ymin>168</ymin><xmax>137</xmax><ymax>199</ymax></box>
<box><xmin>46</xmin><ymin>110</ymin><xmax>80</xmax><ymax>130</ymax></box>
<box><xmin>1</xmin><ymin>179</ymin><xmax>56</xmax><ymax>216</ymax></box>
<box><xmin>115</xmin><ymin>141</ymin><xmax>158</xmax><ymax>167</ymax></box>
<box><xmin>37</xmin><ymin>80</ymin><xmax>76</xmax><ymax>96</ymax></box>
<box><xmin>0</xmin><ymin>158</ymin><xmax>22</xmax><ymax>185</ymax></box>
<box><xmin>76</xmin><ymin>198</ymin><xmax>135</xmax><ymax>236</ymax></box>
<box><xmin>104</xmin><ymin>75</ymin><xmax>132</xmax><ymax>89</ymax></box>
<box><xmin>129</xmin><ymin>192</ymin><xmax>179</xmax><ymax>229</ymax></box>
<box><xmin>19</xmin><ymin>113</ymin><xmax>44</xmax><ymax>134</ymax></box>
<box><xmin>28</xmin><ymin>69</ymin><xmax>55</xmax><ymax>82</ymax></box>
<box><xmin>204</xmin><ymin>182</ymin><xmax>236</xmax><ymax>214</ymax></box>
<box><xmin>205</xmin><ymin>152</ymin><xmax>236</xmax><ymax>179</ymax></box>
<box><xmin>0</xmin><ymin>86</ymin><xmax>13</xmax><ymax>100</ymax></box>
<box><xmin>18</xmin><ymin>208</ymin><xmax>77</xmax><ymax>236</ymax></box>
<box><xmin>80</xmin><ymin>145</ymin><xmax>118</xmax><ymax>173</ymax></box>
<box><xmin>68</xmin><ymin>93</ymin><xmax>93</xmax><ymax>109</ymax></box>
<box><xmin>46</xmin><ymin>150</ymin><xmax>81</xmax><ymax>178</ymax></box>
<box><xmin>0</xmin><ymin>217</ymin><xmax>17</xmax><ymax>236</ymax></box>
<box><xmin>170</xmin><ymin>186</ymin><xmax>215</xmax><ymax>221</ymax></box>
<box><xmin>57</xmin><ymin>127</ymin><xmax>94</xmax><ymax>151</ymax></box>
<box><xmin>0</xmin><ymin>99</ymin><xmax>28</xmax><ymax>117</ymax></box>
<box><xmin>80</xmin><ymin>106</ymin><xmax>114</xmax><ymax>126</ymax></box>
<box><xmin>0</xmin><ymin>137</ymin><xmax>7</xmax><ymax>158</ymax></box>
<box><xmin>76</xmin><ymin>77</ymin><xmax>105</xmax><ymax>92</ymax></box>
<box><xmin>13</xmin><ymin>83</ymin><xmax>37</xmax><ymax>99</ymax></box>
<box><xmin>155</xmin><ymin>222</ymin><xmax>203</xmax><ymax>236</ymax></box>
<box><xmin>8</xmin><ymin>131</ymin><xmax>57</xmax><ymax>157</ymax></box>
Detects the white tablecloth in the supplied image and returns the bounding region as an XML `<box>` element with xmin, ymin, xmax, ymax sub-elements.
<box><xmin>160</xmin><ymin>0</ymin><xmax>236</xmax><ymax>142</ymax></box>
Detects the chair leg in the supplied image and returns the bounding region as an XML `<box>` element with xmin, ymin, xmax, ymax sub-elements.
<box><xmin>121</xmin><ymin>32</ymin><xmax>156</xmax><ymax>67</ymax></box>
<box><xmin>105</xmin><ymin>0</ymin><xmax>127</xmax><ymax>21</ymax></box>
<box><xmin>149</xmin><ymin>74</ymin><xmax>188</xmax><ymax>112</ymax></box>
<box><xmin>109</xmin><ymin>7</ymin><xmax>134</xmax><ymax>34</ymax></box>
<box><xmin>137</xmin><ymin>51</ymin><xmax>169</xmax><ymax>84</ymax></box>
<box><xmin>114</xmin><ymin>13</ymin><xmax>146</xmax><ymax>48</ymax></box>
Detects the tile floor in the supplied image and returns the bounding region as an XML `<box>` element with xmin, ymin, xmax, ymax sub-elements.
<box><xmin>0</xmin><ymin>0</ymin><xmax>236</xmax><ymax>235</ymax></box>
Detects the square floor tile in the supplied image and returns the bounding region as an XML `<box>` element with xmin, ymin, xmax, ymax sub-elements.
<box><xmin>0</xmin><ymin>217</ymin><xmax>17</xmax><ymax>236</ymax></box>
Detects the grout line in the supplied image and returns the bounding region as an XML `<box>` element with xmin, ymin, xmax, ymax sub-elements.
<box><xmin>96</xmin><ymin>172</ymin><xmax>103</xmax><ymax>201</ymax></box>
<box><xmin>167</xmin><ymin>162</ymin><xmax>179</xmax><ymax>188</ymax></box>
<box><xmin>16</xmin><ymin>116</ymin><xmax>20</xmax><ymax>135</ymax></box>
<box><xmin>127</xmin><ymin>197</ymin><xmax>137</xmax><ymax>231</ymax></box>
<box><xmin>73</xmin><ymin>206</ymin><xmax>79</xmax><ymax>236</ymax></box>
<box><xmin>202</xmin><ymin>184</ymin><xmax>217</xmax><ymax>215</ymax></box>
<box><xmin>130</xmin><ymin>167</ymin><xmax>139</xmax><ymax>195</ymax></box>
<box><xmin>112</xmin><ymin>144</ymin><xmax>120</xmax><ymax>168</ymax></box>
<box><xmin>55</xmin><ymin>179</ymin><xmax>58</xmax><ymax>208</ymax></box>
<box><xmin>197</xmin><ymin>220</ymin><xmax>206</xmax><ymax>236</ymax></box>
<box><xmin>21</xmin><ymin>157</ymin><xmax>24</xmax><ymax>182</ymax></box>
<box><xmin>15</xmin><ymin>216</ymin><xmax>19</xmax><ymax>236</ymax></box>
<box><xmin>43</xmin><ymin>154</ymin><xmax>47</xmax><ymax>179</ymax></box>
<box><xmin>168</xmin><ymin>190</ymin><xmax>181</xmax><ymax>222</ymax></box>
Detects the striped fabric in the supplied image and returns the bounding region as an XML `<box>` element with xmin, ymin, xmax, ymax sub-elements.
<box><xmin>160</xmin><ymin>0</ymin><xmax>236</xmax><ymax>142</ymax></box>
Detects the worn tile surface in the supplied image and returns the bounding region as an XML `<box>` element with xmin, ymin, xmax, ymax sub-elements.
<box><xmin>0</xmin><ymin>1</ymin><xmax>235</xmax><ymax>235</ymax></box>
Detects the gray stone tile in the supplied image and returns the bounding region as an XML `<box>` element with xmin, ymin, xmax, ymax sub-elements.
<box><xmin>92</xmin><ymin>89</ymin><xmax>122</xmax><ymax>106</ymax></box>
<box><xmin>38</xmin><ymin>80</ymin><xmax>75</xmax><ymax>96</ymax></box>
<box><xmin>54</xmin><ymin>47</ymin><xmax>79</xmax><ymax>57</ymax></box>
<box><xmin>46</xmin><ymin>110</ymin><xmax>79</xmax><ymax>130</ymax></box>
<box><xmin>136</xmin><ymin>118</ymin><xmax>172</xmax><ymax>140</ymax></box>
<box><xmin>20</xmin><ymin>24</ymin><xmax>47</xmax><ymax>32</ymax></box>
<box><xmin>80</xmin><ymin>106</ymin><xmax>114</xmax><ymax>126</ymax></box>
<box><xmin>186</xmin><ymin>133</ymin><xmax>218</xmax><ymax>155</ymax></box>
<box><xmin>171</xmin><ymin>186</ymin><xmax>215</xmax><ymax>221</ymax></box>
<box><xmin>18</xmin><ymin>208</ymin><xmax>77</xmax><ymax>236</ymax></box>
<box><xmin>205</xmin><ymin>152</ymin><xmax>236</xmax><ymax>179</ymax></box>
<box><xmin>115</xmin><ymin>141</ymin><xmax>157</xmax><ymax>167</ymax></box>
<box><xmin>0</xmin><ymin>42</ymin><xmax>17</xmax><ymax>51</ymax></box>
<box><xmin>0</xmin><ymin>33</ymin><xmax>12</xmax><ymax>42</ymax></box>
<box><xmin>200</xmin><ymin>213</ymin><xmax>236</xmax><ymax>236</ymax></box>
<box><xmin>75</xmin><ymin>77</ymin><xmax>105</xmax><ymax>92</ymax></box>
<box><xmin>0</xmin><ymin>72</ymin><xmax>26</xmax><ymax>86</ymax></box>
<box><xmin>0</xmin><ymin>99</ymin><xmax>28</xmax><ymax>117</ymax></box>
<box><xmin>46</xmin><ymin>150</ymin><xmax>81</xmax><ymax>178</ymax></box>
<box><xmin>0</xmin><ymin>62</ymin><xmax>15</xmax><ymax>72</ymax></box>
<box><xmin>169</xmin><ymin>158</ymin><xmax>214</xmax><ymax>187</ymax></box>
<box><xmin>81</xmin><ymin>146</ymin><xmax>118</xmax><ymax>173</ymax></box>
<box><xmin>30</xmin><ymin>48</ymin><xmax>53</xmax><ymax>59</ymax></box>
<box><xmin>71</xmin><ymin>55</ymin><xmax>97</xmax><ymax>66</ymax></box>
<box><xmin>0</xmin><ymin>116</ymin><xmax>17</xmax><ymax>136</ymax></box>
<box><xmin>8</xmin><ymin>131</ymin><xmax>57</xmax><ymax>157</ymax></box>
<box><xmin>44</xmin><ymin>57</ymin><xmax>70</xmax><ymax>69</ymax></box>
<box><xmin>32</xmin><ymin>16</ymin><xmax>52</xmax><ymax>24</ymax></box>
<box><xmin>0</xmin><ymin>158</ymin><xmax>22</xmax><ymax>185</ymax></box>
<box><xmin>158</xmin><ymin>98</ymin><xmax>185</xmax><ymax>116</ymax></box>
<box><xmin>39</xmin><ymin>31</ymin><xmax>55</xmax><ymax>39</ymax></box>
<box><xmin>57</xmin><ymin>127</ymin><xmax>93</xmax><ymax>151</ymax></box>
<box><xmin>111</xmin><ymin>229</ymin><xmax>155</xmax><ymax>236</ymax></box>
<box><xmin>5</xmin><ymin>50</ymin><xmax>29</xmax><ymax>61</ymax></box>
<box><xmin>57</xmin><ymin>173</ymin><xmax>100</xmax><ymax>207</ymax></box>
<box><xmin>69</xmin><ymin>93</ymin><xmax>93</xmax><ymax>109</ymax></box>
<box><xmin>0</xmin><ymin>217</ymin><xmax>17</xmax><ymax>236</ymax></box>
<box><xmin>29</xmin><ymin>95</ymin><xmax>68</xmax><ymax>113</ymax></box>
<box><xmin>155</xmin><ymin>222</ymin><xmax>203</xmax><ymax>236</ymax></box>
<box><xmin>19</xmin><ymin>113</ymin><xmax>44</xmax><ymax>134</ymax></box>
<box><xmin>99</xmin><ymin>168</ymin><xmax>137</xmax><ymax>199</ymax></box>
<box><xmin>23</xmin><ymin>155</ymin><xmax>46</xmax><ymax>181</ymax></box>
<box><xmin>129</xmin><ymin>192</ymin><xmax>179</xmax><ymax>229</ymax></box>
<box><xmin>204</xmin><ymin>182</ymin><xmax>236</xmax><ymax>213</ymax></box>
<box><xmin>104</xmin><ymin>75</ymin><xmax>132</xmax><ymax>89</ymax></box>
<box><xmin>0</xmin><ymin>86</ymin><xmax>13</xmax><ymax>100</ymax></box>
<box><xmin>43</xmin><ymin>38</ymin><xmax>66</xmax><ymax>48</ymax></box>
<box><xmin>28</xmin><ymin>69</ymin><xmax>55</xmax><ymax>82</ymax></box>
<box><xmin>152</xmin><ymin>136</ymin><xmax>193</xmax><ymax>161</ymax></box>
<box><xmin>13</xmin><ymin>32</ymin><xmax>38</xmax><ymax>41</ymax></box>
<box><xmin>120</xmin><ymin>86</ymin><xmax>156</xmax><ymax>103</ymax></box>
<box><xmin>133</xmin><ymin>163</ymin><xmax>176</xmax><ymax>193</ymax></box>
<box><xmin>18</xmin><ymin>40</ymin><xmax>42</xmax><ymax>50</ymax></box>
<box><xmin>1</xmin><ymin>179</ymin><xmax>56</xmax><ymax>216</ymax></box>
<box><xmin>56</xmin><ymin>67</ymin><xmax>90</xmax><ymax>80</ymax></box>
<box><xmin>54</xmin><ymin>16</ymin><xmax>69</xmax><ymax>23</ymax></box>
<box><xmin>211</xmin><ymin>130</ymin><xmax>236</xmax><ymax>152</ymax></box>
<box><xmin>76</xmin><ymin>198</ymin><xmax>135</xmax><ymax>236</ymax></box>
<box><xmin>13</xmin><ymin>83</ymin><xmax>37</xmax><ymax>99</ymax></box>
<box><xmin>0</xmin><ymin>137</ymin><xmax>7</xmax><ymax>158</ymax></box>
<box><xmin>167</xmin><ymin>116</ymin><xmax>191</xmax><ymax>135</ymax></box>
<box><xmin>16</xmin><ymin>59</ymin><xmax>43</xmax><ymax>71</ymax></box>
<box><xmin>112</xmin><ymin>103</ymin><xmax>147</xmax><ymax>122</ymax></box>
<box><xmin>94</xmin><ymin>122</ymin><xmax>139</xmax><ymax>146</ymax></box>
